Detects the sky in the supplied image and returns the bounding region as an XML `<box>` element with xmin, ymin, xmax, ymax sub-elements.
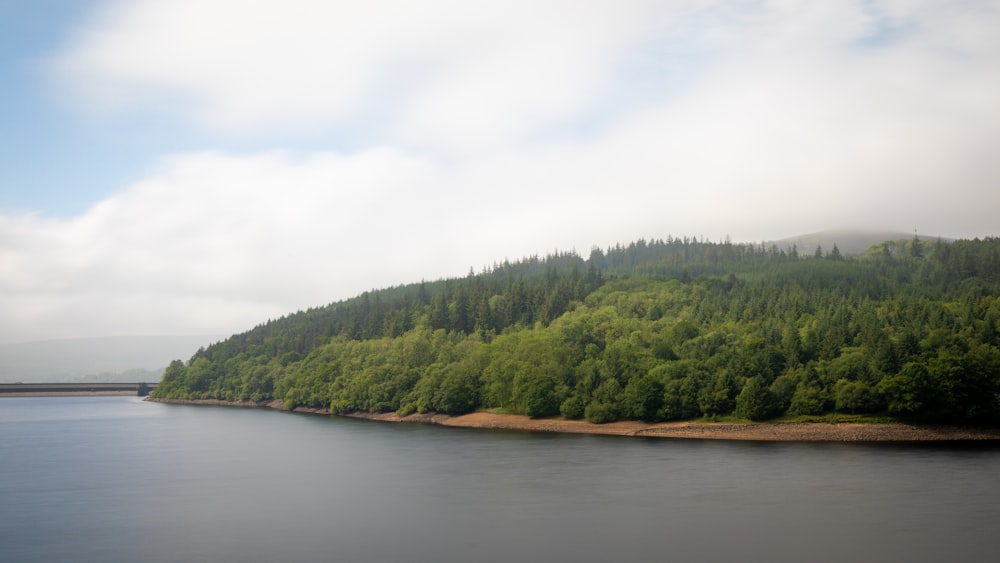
<box><xmin>1</xmin><ymin>0</ymin><xmax>999</xmax><ymax>344</ymax></box>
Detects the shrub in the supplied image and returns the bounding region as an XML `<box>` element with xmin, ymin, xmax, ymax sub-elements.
<box><xmin>584</xmin><ymin>402</ymin><xmax>618</xmax><ymax>424</ymax></box>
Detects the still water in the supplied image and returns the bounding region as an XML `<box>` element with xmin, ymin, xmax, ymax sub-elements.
<box><xmin>1</xmin><ymin>396</ymin><xmax>998</xmax><ymax>563</ymax></box>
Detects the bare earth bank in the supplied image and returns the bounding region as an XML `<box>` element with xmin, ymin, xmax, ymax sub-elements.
<box><xmin>145</xmin><ymin>398</ymin><xmax>1000</xmax><ymax>442</ymax></box>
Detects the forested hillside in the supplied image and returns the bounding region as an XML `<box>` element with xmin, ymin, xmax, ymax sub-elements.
<box><xmin>153</xmin><ymin>236</ymin><xmax>1000</xmax><ymax>423</ymax></box>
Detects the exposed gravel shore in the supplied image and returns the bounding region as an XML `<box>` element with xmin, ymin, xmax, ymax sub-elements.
<box><xmin>146</xmin><ymin>398</ymin><xmax>1000</xmax><ymax>442</ymax></box>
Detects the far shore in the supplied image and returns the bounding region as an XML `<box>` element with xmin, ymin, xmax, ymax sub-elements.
<box><xmin>145</xmin><ymin>397</ymin><xmax>1000</xmax><ymax>442</ymax></box>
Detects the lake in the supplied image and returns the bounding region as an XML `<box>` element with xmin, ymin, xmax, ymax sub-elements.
<box><xmin>1</xmin><ymin>396</ymin><xmax>998</xmax><ymax>562</ymax></box>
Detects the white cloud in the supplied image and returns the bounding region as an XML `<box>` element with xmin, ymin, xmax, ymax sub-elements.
<box><xmin>9</xmin><ymin>0</ymin><xmax>999</xmax><ymax>342</ymax></box>
<box><xmin>49</xmin><ymin>0</ymin><xmax>670</xmax><ymax>151</ymax></box>
<box><xmin>49</xmin><ymin>1</ymin><xmax>1000</xmax><ymax>156</ymax></box>
<box><xmin>0</xmin><ymin>149</ymin><xmax>446</xmax><ymax>342</ymax></box>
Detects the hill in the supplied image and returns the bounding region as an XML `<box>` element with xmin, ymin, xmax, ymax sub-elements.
<box><xmin>0</xmin><ymin>335</ymin><xmax>223</xmax><ymax>383</ymax></box>
<box><xmin>153</xmin><ymin>235</ymin><xmax>1000</xmax><ymax>424</ymax></box>
<box><xmin>772</xmin><ymin>229</ymin><xmax>953</xmax><ymax>256</ymax></box>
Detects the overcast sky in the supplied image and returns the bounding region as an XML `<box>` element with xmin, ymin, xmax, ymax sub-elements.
<box><xmin>1</xmin><ymin>0</ymin><xmax>998</xmax><ymax>344</ymax></box>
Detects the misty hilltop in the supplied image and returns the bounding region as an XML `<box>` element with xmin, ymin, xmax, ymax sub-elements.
<box><xmin>772</xmin><ymin>230</ymin><xmax>955</xmax><ymax>257</ymax></box>
<box><xmin>0</xmin><ymin>335</ymin><xmax>223</xmax><ymax>383</ymax></box>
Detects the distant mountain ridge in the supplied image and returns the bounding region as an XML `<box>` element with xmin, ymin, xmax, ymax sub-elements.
<box><xmin>772</xmin><ymin>230</ymin><xmax>952</xmax><ymax>256</ymax></box>
<box><xmin>0</xmin><ymin>335</ymin><xmax>224</xmax><ymax>382</ymax></box>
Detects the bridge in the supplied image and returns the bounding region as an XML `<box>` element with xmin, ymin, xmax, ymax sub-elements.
<box><xmin>0</xmin><ymin>382</ymin><xmax>159</xmax><ymax>397</ymax></box>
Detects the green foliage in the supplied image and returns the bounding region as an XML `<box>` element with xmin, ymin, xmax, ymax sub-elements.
<box><xmin>584</xmin><ymin>402</ymin><xmax>618</xmax><ymax>424</ymax></box>
<box><xmin>435</xmin><ymin>364</ymin><xmax>479</xmax><ymax>415</ymax></box>
<box><xmin>876</xmin><ymin>363</ymin><xmax>926</xmax><ymax>416</ymax></box>
<box><xmin>621</xmin><ymin>376</ymin><xmax>664</xmax><ymax>422</ymax></box>
<box><xmin>584</xmin><ymin>379</ymin><xmax>623</xmax><ymax>423</ymax></box>
<box><xmin>155</xmin><ymin>236</ymin><xmax>1000</xmax><ymax>424</ymax></box>
<box><xmin>150</xmin><ymin>359</ymin><xmax>188</xmax><ymax>399</ymax></box>
<box><xmin>520</xmin><ymin>372</ymin><xmax>561</xmax><ymax>418</ymax></box>
<box><xmin>735</xmin><ymin>376</ymin><xmax>775</xmax><ymax>421</ymax></box>
<box><xmin>560</xmin><ymin>395</ymin><xmax>586</xmax><ymax>419</ymax></box>
<box><xmin>788</xmin><ymin>385</ymin><xmax>829</xmax><ymax>416</ymax></box>
<box><xmin>768</xmin><ymin>372</ymin><xmax>797</xmax><ymax>413</ymax></box>
<box><xmin>833</xmin><ymin>379</ymin><xmax>882</xmax><ymax>413</ymax></box>
<box><xmin>698</xmin><ymin>372</ymin><xmax>737</xmax><ymax>417</ymax></box>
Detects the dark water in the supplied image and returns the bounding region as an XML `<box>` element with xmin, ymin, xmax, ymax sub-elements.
<box><xmin>2</xmin><ymin>397</ymin><xmax>999</xmax><ymax>563</ymax></box>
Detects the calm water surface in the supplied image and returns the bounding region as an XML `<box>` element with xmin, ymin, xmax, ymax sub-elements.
<box><xmin>1</xmin><ymin>396</ymin><xmax>998</xmax><ymax>562</ymax></box>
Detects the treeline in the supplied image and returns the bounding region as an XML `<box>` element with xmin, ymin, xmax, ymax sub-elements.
<box><xmin>154</xmin><ymin>236</ymin><xmax>1000</xmax><ymax>423</ymax></box>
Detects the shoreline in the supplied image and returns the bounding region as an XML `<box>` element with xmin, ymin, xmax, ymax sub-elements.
<box><xmin>145</xmin><ymin>397</ymin><xmax>1000</xmax><ymax>442</ymax></box>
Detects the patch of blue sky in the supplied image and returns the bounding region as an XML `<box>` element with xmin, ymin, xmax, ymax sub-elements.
<box><xmin>852</xmin><ymin>0</ymin><xmax>914</xmax><ymax>50</ymax></box>
<box><xmin>0</xmin><ymin>0</ymin><xmax>111</xmax><ymax>216</ymax></box>
<box><xmin>530</xmin><ymin>34</ymin><xmax>718</xmax><ymax>148</ymax></box>
<box><xmin>0</xmin><ymin>2</ymin><xmax>411</xmax><ymax>217</ymax></box>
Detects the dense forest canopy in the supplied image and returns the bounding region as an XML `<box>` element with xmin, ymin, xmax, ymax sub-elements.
<box><xmin>153</xmin><ymin>235</ymin><xmax>1000</xmax><ymax>423</ymax></box>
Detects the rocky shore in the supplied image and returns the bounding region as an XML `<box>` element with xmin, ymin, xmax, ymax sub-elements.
<box><xmin>146</xmin><ymin>397</ymin><xmax>1000</xmax><ymax>442</ymax></box>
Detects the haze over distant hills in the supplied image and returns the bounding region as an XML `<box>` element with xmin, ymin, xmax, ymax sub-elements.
<box><xmin>0</xmin><ymin>230</ymin><xmax>962</xmax><ymax>383</ymax></box>
<box><xmin>0</xmin><ymin>335</ymin><xmax>223</xmax><ymax>383</ymax></box>
<box><xmin>773</xmin><ymin>230</ymin><xmax>953</xmax><ymax>256</ymax></box>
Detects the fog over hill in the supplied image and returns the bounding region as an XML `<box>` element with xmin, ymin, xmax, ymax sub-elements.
<box><xmin>0</xmin><ymin>230</ymin><xmax>963</xmax><ymax>383</ymax></box>
<box><xmin>772</xmin><ymin>230</ymin><xmax>953</xmax><ymax>256</ymax></box>
<box><xmin>0</xmin><ymin>335</ymin><xmax>223</xmax><ymax>383</ymax></box>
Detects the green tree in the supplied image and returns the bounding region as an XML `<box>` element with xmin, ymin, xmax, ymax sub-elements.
<box><xmin>876</xmin><ymin>363</ymin><xmax>927</xmax><ymax>416</ymax></box>
<box><xmin>585</xmin><ymin>378</ymin><xmax>622</xmax><ymax>423</ymax></box>
<box><xmin>435</xmin><ymin>365</ymin><xmax>478</xmax><ymax>414</ymax></box>
<box><xmin>698</xmin><ymin>372</ymin><xmax>737</xmax><ymax>416</ymax></box>
<box><xmin>834</xmin><ymin>379</ymin><xmax>881</xmax><ymax>413</ymax></box>
<box><xmin>788</xmin><ymin>385</ymin><xmax>829</xmax><ymax>416</ymax></box>
<box><xmin>521</xmin><ymin>373</ymin><xmax>561</xmax><ymax>418</ymax></box>
<box><xmin>584</xmin><ymin>402</ymin><xmax>618</xmax><ymax>423</ymax></box>
<box><xmin>621</xmin><ymin>376</ymin><xmax>664</xmax><ymax>422</ymax></box>
<box><xmin>185</xmin><ymin>357</ymin><xmax>216</xmax><ymax>395</ymax></box>
<box><xmin>735</xmin><ymin>376</ymin><xmax>775</xmax><ymax>421</ymax></box>
<box><xmin>560</xmin><ymin>394</ymin><xmax>586</xmax><ymax>419</ymax></box>
<box><xmin>153</xmin><ymin>359</ymin><xmax>188</xmax><ymax>398</ymax></box>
